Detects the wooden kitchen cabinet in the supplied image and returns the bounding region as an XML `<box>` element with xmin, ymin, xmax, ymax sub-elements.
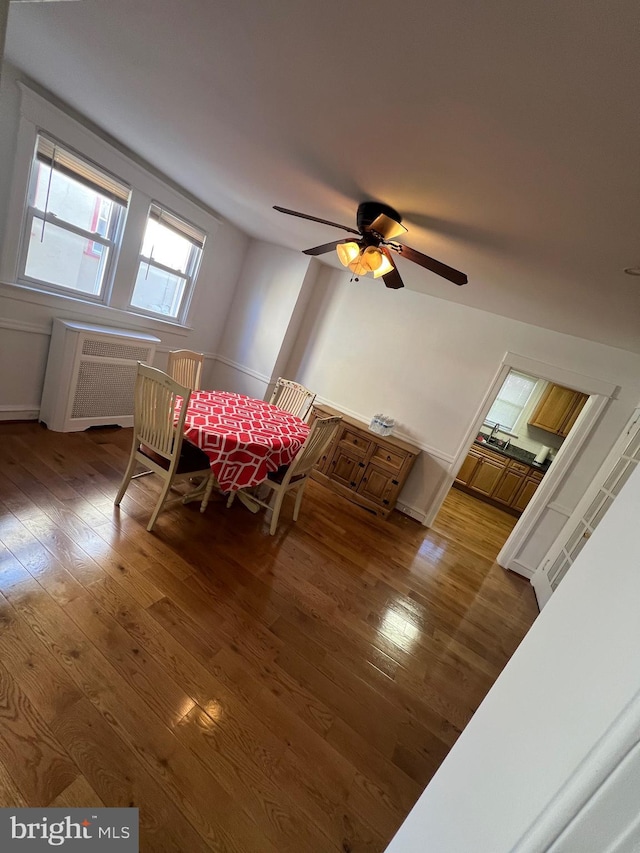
<box><xmin>310</xmin><ymin>404</ymin><xmax>420</xmax><ymax>518</ymax></box>
<box><xmin>528</xmin><ymin>384</ymin><xmax>589</xmax><ymax>437</ymax></box>
<box><xmin>455</xmin><ymin>449</ymin><xmax>482</xmax><ymax>485</ymax></box>
<box><xmin>512</xmin><ymin>471</ymin><xmax>544</xmax><ymax>513</ymax></box>
<box><xmin>454</xmin><ymin>444</ymin><xmax>545</xmax><ymax>514</ymax></box>
<box><xmin>492</xmin><ymin>461</ymin><xmax>528</xmax><ymax>505</ymax></box>
<box><xmin>468</xmin><ymin>455</ymin><xmax>505</xmax><ymax>495</ymax></box>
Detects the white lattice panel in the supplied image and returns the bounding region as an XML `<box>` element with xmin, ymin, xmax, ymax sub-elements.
<box><xmin>82</xmin><ymin>339</ymin><xmax>152</xmax><ymax>362</ymax></box>
<box><xmin>71</xmin><ymin>360</ymin><xmax>140</xmax><ymax>419</ymax></box>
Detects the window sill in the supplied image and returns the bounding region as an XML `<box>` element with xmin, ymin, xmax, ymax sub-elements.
<box><xmin>0</xmin><ymin>279</ymin><xmax>194</xmax><ymax>336</ymax></box>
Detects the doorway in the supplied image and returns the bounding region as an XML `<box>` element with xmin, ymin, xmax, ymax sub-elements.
<box><xmin>431</xmin><ymin>368</ymin><xmax>572</xmax><ymax>562</ymax></box>
<box><xmin>424</xmin><ymin>353</ymin><xmax>616</xmax><ymax>579</ymax></box>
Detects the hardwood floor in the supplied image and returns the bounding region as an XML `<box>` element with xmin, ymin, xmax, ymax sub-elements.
<box><xmin>430</xmin><ymin>486</ymin><xmax>519</xmax><ymax>561</ymax></box>
<box><xmin>0</xmin><ymin>422</ymin><xmax>538</xmax><ymax>851</ymax></box>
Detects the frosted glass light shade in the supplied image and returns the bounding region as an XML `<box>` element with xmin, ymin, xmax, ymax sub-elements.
<box><xmin>336</xmin><ymin>241</ymin><xmax>361</xmax><ymax>266</ymax></box>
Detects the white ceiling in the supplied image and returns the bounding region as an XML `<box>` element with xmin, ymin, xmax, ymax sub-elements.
<box><xmin>5</xmin><ymin>0</ymin><xmax>640</xmax><ymax>352</ymax></box>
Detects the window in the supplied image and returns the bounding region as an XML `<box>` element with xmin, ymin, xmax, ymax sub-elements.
<box><xmin>130</xmin><ymin>204</ymin><xmax>205</xmax><ymax>320</ymax></box>
<box><xmin>485</xmin><ymin>370</ymin><xmax>538</xmax><ymax>432</ymax></box>
<box><xmin>19</xmin><ymin>134</ymin><xmax>129</xmax><ymax>298</ymax></box>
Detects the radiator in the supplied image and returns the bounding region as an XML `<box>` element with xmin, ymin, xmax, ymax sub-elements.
<box><xmin>40</xmin><ymin>319</ymin><xmax>160</xmax><ymax>431</ymax></box>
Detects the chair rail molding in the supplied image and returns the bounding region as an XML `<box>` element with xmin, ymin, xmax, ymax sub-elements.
<box><xmin>213</xmin><ymin>354</ymin><xmax>271</xmax><ymax>384</ymax></box>
<box><xmin>313</xmin><ymin>396</ymin><xmax>455</xmax><ymax>465</ymax></box>
<box><xmin>0</xmin><ymin>316</ymin><xmax>51</xmax><ymax>335</ymax></box>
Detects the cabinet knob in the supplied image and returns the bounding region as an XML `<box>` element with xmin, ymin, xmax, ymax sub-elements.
<box><xmin>383</xmin><ymin>499</ymin><xmax>390</xmax><ymax>505</ymax></box>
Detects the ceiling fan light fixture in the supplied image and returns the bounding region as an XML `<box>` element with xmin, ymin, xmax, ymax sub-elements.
<box><xmin>372</xmin><ymin>253</ymin><xmax>394</xmax><ymax>278</ymax></box>
<box><xmin>336</xmin><ymin>241</ymin><xmax>361</xmax><ymax>267</ymax></box>
<box><xmin>360</xmin><ymin>246</ymin><xmax>383</xmax><ymax>273</ymax></box>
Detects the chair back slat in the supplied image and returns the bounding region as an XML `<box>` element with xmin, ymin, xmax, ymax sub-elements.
<box><xmin>269</xmin><ymin>377</ymin><xmax>316</xmax><ymax>419</ymax></box>
<box><xmin>134</xmin><ymin>364</ymin><xmax>191</xmax><ymax>460</ymax></box>
<box><xmin>288</xmin><ymin>416</ymin><xmax>342</xmax><ymax>478</ymax></box>
<box><xmin>167</xmin><ymin>350</ymin><xmax>204</xmax><ymax>391</ymax></box>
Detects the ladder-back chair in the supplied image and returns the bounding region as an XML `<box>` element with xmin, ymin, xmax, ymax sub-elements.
<box><xmin>227</xmin><ymin>415</ymin><xmax>341</xmax><ymax>535</ymax></box>
<box><xmin>115</xmin><ymin>364</ymin><xmax>212</xmax><ymax>531</ymax></box>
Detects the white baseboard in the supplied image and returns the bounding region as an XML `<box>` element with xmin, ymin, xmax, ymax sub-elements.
<box><xmin>506</xmin><ymin>558</ymin><xmax>535</xmax><ymax>579</ymax></box>
<box><xmin>395</xmin><ymin>502</ymin><xmax>426</xmax><ymax>523</ymax></box>
<box><xmin>0</xmin><ymin>405</ymin><xmax>40</xmax><ymax>421</ymax></box>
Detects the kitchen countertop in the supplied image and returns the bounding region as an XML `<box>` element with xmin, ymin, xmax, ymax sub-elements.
<box><xmin>473</xmin><ymin>438</ymin><xmax>551</xmax><ymax>473</ymax></box>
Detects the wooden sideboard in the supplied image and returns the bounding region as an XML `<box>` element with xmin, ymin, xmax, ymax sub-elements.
<box><xmin>310</xmin><ymin>404</ymin><xmax>420</xmax><ymax>519</ymax></box>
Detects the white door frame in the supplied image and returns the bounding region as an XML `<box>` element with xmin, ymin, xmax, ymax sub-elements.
<box><xmin>423</xmin><ymin>352</ymin><xmax>617</xmax><ymax>576</ymax></box>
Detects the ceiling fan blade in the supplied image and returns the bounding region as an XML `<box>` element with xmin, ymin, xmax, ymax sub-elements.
<box><xmin>302</xmin><ymin>239</ymin><xmax>352</xmax><ymax>256</ymax></box>
<box><xmin>273</xmin><ymin>206</ymin><xmax>359</xmax><ymax>235</ymax></box>
<box><xmin>380</xmin><ymin>247</ymin><xmax>404</xmax><ymax>289</ymax></box>
<box><xmin>392</xmin><ymin>243</ymin><xmax>468</xmax><ymax>286</ymax></box>
<box><xmin>366</xmin><ymin>213</ymin><xmax>407</xmax><ymax>240</ymax></box>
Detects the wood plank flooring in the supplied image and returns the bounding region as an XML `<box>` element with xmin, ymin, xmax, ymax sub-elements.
<box><xmin>430</xmin><ymin>486</ymin><xmax>519</xmax><ymax>561</ymax></box>
<box><xmin>0</xmin><ymin>422</ymin><xmax>538</xmax><ymax>851</ymax></box>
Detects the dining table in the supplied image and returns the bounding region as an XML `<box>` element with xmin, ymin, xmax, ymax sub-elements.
<box><xmin>176</xmin><ymin>390</ymin><xmax>310</xmax><ymax>502</ymax></box>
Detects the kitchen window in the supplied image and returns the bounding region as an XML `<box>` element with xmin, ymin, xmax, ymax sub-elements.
<box><xmin>130</xmin><ymin>204</ymin><xmax>205</xmax><ymax>321</ymax></box>
<box><xmin>485</xmin><ymin>370</ymin><xmax>538</xmax><ymax>432</ymax></box>
<box><xmin>18</xmin><ymin>134</ymin><xmax>129</xmax><ymax>299</ymax></box>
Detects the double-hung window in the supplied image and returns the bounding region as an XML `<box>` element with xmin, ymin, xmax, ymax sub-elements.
<box><xmin>19</xmin><ymin>134</ymin><xmax>129</xmax><ymax>299</ymax></box>
<box><xmin>130</xmin><ymin>204</ymin><xmax>205</xmax><ymax>321</ymax></box>
<box><xmin>485</xmin><ymin>370</ymin><xmax>538</xmax><ymax>432</ymax></box>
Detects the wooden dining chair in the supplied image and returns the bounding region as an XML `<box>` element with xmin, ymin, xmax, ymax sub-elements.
<box><xmin>269</xmin><ymin>377</ymin><xmax>316</xmax><ymax>420</ymax></box>
<box><xmin>114</xmin><ymin>364</ymin><xmax>212</xmax><ymax>531</ymax></box>
<box><xmin>227</xmin><ymin>415</ymin><xmax>342</xmax><ymax>535</ymax></box>
<box><xmin>167</xmin><ymin>349</ymin><xmax>205</xmax><ymax>391</ymax></box>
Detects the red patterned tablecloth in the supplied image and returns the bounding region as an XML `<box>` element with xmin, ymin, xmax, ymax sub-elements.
<box><xmin>177</xmin><ymin>390</ymin><xmax>310</xmax><ymax>492</ymax></box>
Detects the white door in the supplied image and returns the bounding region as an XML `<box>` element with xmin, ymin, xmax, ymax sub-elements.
<box><xmin>532</xmin><ymin>407</ymin><xmax>640</xmax><ymax>609</ymax></box>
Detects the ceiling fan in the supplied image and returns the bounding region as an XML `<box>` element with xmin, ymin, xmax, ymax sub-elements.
<box><xmin>274</xmin><ymin>201</ymin><xmax>468</xmax><ymax>290</ymax></box>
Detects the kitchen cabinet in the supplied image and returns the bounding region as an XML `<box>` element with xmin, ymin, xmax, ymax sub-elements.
<box><xmin>492</xmin><ymin>461</ymin><xmax>529</xmax><ymax>505</ymax></box>
<box><xmin>310</xmin><ymin>404</ymin><xmax>420</xmax><ymax>518</ymax></box>
<box><xmin>512</xmin><ymin>471</ymin><xmax>544</xmax><ymax>513</ymax></box>
<box><xmin>528</xmin><ymin>383</ymin><xmax>589</xmax><ymax>437</ymax></box>
<box><xmin>454</xmin><ymin>443</ymin><xmax>545</xmax><ymax>514</ymax></box>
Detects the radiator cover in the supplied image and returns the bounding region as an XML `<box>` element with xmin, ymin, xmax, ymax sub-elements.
<box><xmin>40</xmin><ymin>319</ymin><xmax>160</xmax><ymax>431</ymax></box>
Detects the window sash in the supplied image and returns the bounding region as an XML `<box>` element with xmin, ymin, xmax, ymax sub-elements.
<box><xmin>36</xmin><ymin>134</ymin><xmax>130</xmax><ymax>206</ymax></box>
<box><xmin>130</xmin><ymin>257</ymin><xmax>191</xmax><ymax>320</ymax></box>
<box><xmin>18</xmin><ymin>208</ymin><xmax>115</xmax><ymax>302</ymax></box>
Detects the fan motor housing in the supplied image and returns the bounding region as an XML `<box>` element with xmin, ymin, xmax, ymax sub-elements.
<box><xmin>356</xmin><ymin>201</ymin><xmax>402</xmax><ymax>233</ymax></box>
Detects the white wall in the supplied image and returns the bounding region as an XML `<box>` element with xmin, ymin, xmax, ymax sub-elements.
<box><xmin>211</xmin><ymin>239</ymin><xmax>313</xmax><ymax>399</ymax></box>
<box><xmin>0</xmin><ymin>64</ymin><xmax>249</xmax><ymax>416</ymax></box>
<box><xmin>385</xmin><ymin>461</ymin><xmax>640</xmax><ymax>853</ymax></box>
<box><xmin>283</xmin><ymin>265</ymin><xmax>640</xmax><ymax>566</ymax></box>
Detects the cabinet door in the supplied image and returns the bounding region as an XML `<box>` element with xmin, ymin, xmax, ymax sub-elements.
<box><xmin>492</xmin><ymin>467</ymin><xmax>526</xmax><ymax>505</ymax></box>
<box><xmin>559</xmin><ymin>392</ymin><xmax>589</xmax><ymax>437</ymax></box>
<box><xmin>529</xmin><ymin>384</ymin><xmax>581</xmax><ymax>434</ymax></box>
<box><xmin>329</xmin><ymin>446</ymin><xmax>366</xmax><ymax>490</ymax></box>
<box><xmin>357</xmin><ymin>464</ymin><xmax>396</xmax><ymax>507</ymax></box>
<box><xmin>512</xmin><ymin>476</ymin><xmax>541</xmax><ymax>512</ymax></box>
<box><xmin>456</xmin><ymin>451</ymin><xmax>482</xmax><ymax>485</ymax></box>
<box><xmin>469</xmin><ymin>457</ymin><xmax>505</xmax><ymax>495</ymax></box>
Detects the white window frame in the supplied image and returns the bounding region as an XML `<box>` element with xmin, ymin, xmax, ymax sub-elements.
<box><xmin>129</xmin><ymin>203</ymin><xmax>205</xmax><ymax>323</ymax></box>
<box><xmin>17</xmin><ymin>134</ymin><xmax>128</xmax><ymax>303</ymax></box>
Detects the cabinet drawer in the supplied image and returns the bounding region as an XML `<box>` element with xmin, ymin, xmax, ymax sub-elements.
<box><xmin>508</xmin><ymin>461</ymin><xmax>529</xmax><ymax>474</ymax></box>
<box><xmin>340</xmin><ymin>429</ymin><xmax>372</xmax><ymax>454</ymax></box>
<box><xmin>530</xmin><ymin>470</ymin><xmax>544</xmax><ymax>482</ymax></box>
<box><xmin>371</xmin><ymin>445</ymin><xmax>406</xmax><ymax>471</ymax></box>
